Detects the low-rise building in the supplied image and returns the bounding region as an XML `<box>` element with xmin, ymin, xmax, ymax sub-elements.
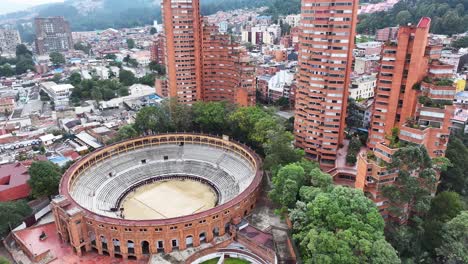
<box><xmin>0</xmin><ymin>162</ymin><xmax>31</xmax><ymax>201</ymax></box>
<box><xmin>349</xmin><ymin>75</ymin><xmax>376</xmax><ymax>100</ymax></box>
<box><xmin>0</xmin><ymin>96</ymin><xmax>15</xmax><ymax>114</ymax></box>
<box><xmin>40</xmin><ymin>82</ymin><xmax>74</xmax><ymax>107</ymax></box>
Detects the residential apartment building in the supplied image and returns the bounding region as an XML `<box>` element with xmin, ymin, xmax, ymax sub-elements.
<box><xmin>368</xmin><ymin>18</ymin><xmax>431</xmax><ymax>149</ymax></box>
<box><xmin>356</xmin><ymin>17</ymin><xmax>457</xmax><ymax>223</ymax></box>
<box><xmin>349</xmin><ymin>75</ymin><xmax>376</xmax><ymax>100</ymax></box>
<box><xmin>161</xmin><ymin>0</ymin><xmax>203</xmax><ymax>104</ymax></box>
<box><xmin>34</xmin><ymin>17</ymin><xmax>73</xmax><ymax>55</ymax></box>
<box><xmin>150</xmin><ymin>36</ymin><xmax>165</xmax><ymax>66</ymax></box>
<box><xmin>202</xmin><ymin>22</ymin><xmax>256</xmax><ymax>106</ymax></box>
<box><xmin>161</xmin><ymin>0</ymin><xmax>255</xmax><ymax>106</ymax></box>
<box><xmin>0</xmin><ymin>29</ymin><xmax>21</xmax><ymax>56</ymax></box>
<box><xmin>294</xmin><ymin>0</ymin><xmax>359</xmax><ymax>167</ymax></box>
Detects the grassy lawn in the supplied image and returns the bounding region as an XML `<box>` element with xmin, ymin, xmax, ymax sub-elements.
<box><xmin>200</xmin><ymin>257</ymin><xmax>251</xmax><ymax>264</ymax></box>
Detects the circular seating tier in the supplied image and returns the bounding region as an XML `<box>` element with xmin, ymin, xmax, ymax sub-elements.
<box><xmin>69</xmin><ymin>143</ymin><xmax>256</xmax><ymax>218</ymax></box>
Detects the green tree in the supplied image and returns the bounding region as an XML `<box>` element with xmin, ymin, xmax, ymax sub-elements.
<box><xmin>73</xmin><ymin>42</ymin><xmax>91</xmax><ymax>54</ymax></box>
<box><xmin>396</xmin><ymin>10</ymin><xmax>413</xmax><ymax>25</ymax></box>
<box><xmin>149</xmin><ymin>61</ymin><xmax>166</xmax><ymax>75</ymax></box>
<box><xmin>193</xmin><ymin>102</ymin><xmax>233</xmax><ymax>134</ymax></box>
<box><xmin>119</xmin><ymin>70</ymin><xmax>136</xmax><ymax>86</ymax></box>
<box><xmin>15</xmin><ymin>44</ymin><xmax>32</xmax><ymax>57</ymax></box>
<box><xmin>105</xmin><ymin>54</ymin><xmax>117</xmax><ymax>60</ymax></box>
<box><xmin>28</xmin><ymin>161</ymin><xmax>62</xmax><ymax>198</ymax></box>
<box><xmin>291</xmin><ymin>186</ymin><xmax>400</xmax><ymax>264</ymax></box>
<box><xmin>69</xmin><ymin>72</ymin><xmax>82</xmax><ymax>86</ymax></box>
<box><xmin>134</xmin><ymin>106</ymin><xmax>170</xmax><ymax>134</ymax></box>
<box><xmin>115</xmin><ymin>125</ymin><xmax>139</xmax><ymax>141</ymax></box>
<box><xmin>439</xmin><ymin>137</ymin><xmax>468</xmax><ymax>196</ymax></box>
<box><xmin>52</xmin><ymin>73</ymin><xmax>62</xmax><ymax>83</ymax></box>
<box><xmin>138</xmin><ymin>73</ymin><xmax>156</xmax><ymax>86</ymax></box>
<box><xmin>15</xmin><ymin>56</ymin><xmax>34</xmax><ymax>74</ymax></box>
<box><xmin>49</xmin><ymin>52</ymin><xmax>66</xmax><ymax>66</ymax></box>
<box><xmin>269</xmin><ymin>164</ymin><xmax>305</xmax><ymax>212</ymax></box>
<box><xmin>436</xmin><ymin>211</ymin><xmax>468</xmax><ymax>264</ymax></box>
<box><xmin>0</xmin><ymin>200</ymin><xmax>32</xmax><ymax>235</ymax></box>
<box><xmin>0</xmin><ymin>64</ymin><xmax>14</xmax><ymax>77</ymax></box>
<box><xmin>127</xmin><ymin>38</ymin><xmax>135</xmax><ymax>49</ymax></box>
<box><xmin>452</xmin><ymin>36</ymin><xmax>468</xmax><ymax>49</ymax></box>
<box><xmin>161</xmin><ymin>98</ymin><xmax>193</xmax><ymax>132</ymax></box>
<box><xmin>263</xmin><ymin>129</ymin><xmax>304</xmax><ymax>171</ymax></box>
<box><xmin>150</xmin><ymin>27</ymin><xmax>157</xmax><ymax>35</ymax></box>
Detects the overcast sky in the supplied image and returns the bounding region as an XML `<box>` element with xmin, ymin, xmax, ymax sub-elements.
<box><xmin>0</xmin><ymin>0</ymin><xmax>64</xmax><ymax>15</ymax></box>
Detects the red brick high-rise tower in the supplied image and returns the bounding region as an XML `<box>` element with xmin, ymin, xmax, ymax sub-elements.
<box><xmin>161</xmin><ymin>0</ymin><xmax>203</xmax><ymax>104</ymax></box>
<box><xmin>161</xmin><ymin>0</ymin><xmax>255</xmax><ymax>106</ymax></box>
<box><xmin>294</xmin><ymin>0</ymin><xmax>359</xmax><ymax>167</ymax></box>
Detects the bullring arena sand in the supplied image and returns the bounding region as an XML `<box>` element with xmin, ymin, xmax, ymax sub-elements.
<box><xmin>121</xmin><ymin>179</ymin><xmax>217</xmax><ymax>220</ymax></box>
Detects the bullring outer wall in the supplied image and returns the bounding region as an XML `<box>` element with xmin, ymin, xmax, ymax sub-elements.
<box><xmin>51</xmin><ymin>134</ymin><xmax>263</xmax><ymax>260</ymax></box>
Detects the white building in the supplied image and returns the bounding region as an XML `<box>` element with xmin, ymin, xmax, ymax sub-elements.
<box><xmin>40</xmin><ymin>82</ymin><xmax>74</xmax><ymax>106</ymax></box>
<box><xmin>95</xmin><ymin>66</ymin><xmax>110</xmax><ymax>80</ymax></box>
<box><xmin>284</xmin><ymin>14</ymin><xmax>301</xmax><ymax>27</ymax></box>
<box><xmin>268</xmin><ymin>70</ymin><xmax>294</xmax><ymax>99</ymax></box>
<box><xmin>99</xmin><ymin>84</ymin><xmax>155</xmax><ymax>109</ymax></box>
<box><xmin>349</xmin><ymin>75</ymin><xmax>376</xmax><ymax>100</ymax></box>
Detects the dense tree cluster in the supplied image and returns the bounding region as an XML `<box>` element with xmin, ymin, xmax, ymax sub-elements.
<box><xmin>126</xmin><ymin>100</ymin><xmax>301</xmax><ymax>171</ymax></box>
<box><xmin>49</xmin><ymin>52</ymin><xmax>66</xmax><ymax>66</ymax></box>
<box><xmin>358</xmin><ymin>0</ymin><xmax>468</xmax><ymax>35</ymax></box>
<box><xmin>70</xmin><ymin>77</ymin><xmax>128</xmax><ymax>104</ymax></box>
<box><xmin>271</xmin><ymin>162</ymin><xmax>400</xmax><ymax>263</ymax></box>
<box><xmin>0</xmin><ymin>44</ymin><xmax>35</xmax><ymax>77</ymax></box>
<box><xmin>28</xmin><ymin>161</ymin><xmax>62</xmax><ymax>198</ymax></box>
<box><xmin>0</xmin><ymin>200</ymin><xmax>32</xmax><ymax>234</ymax></box>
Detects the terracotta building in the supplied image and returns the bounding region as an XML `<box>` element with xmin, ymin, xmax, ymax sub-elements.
<box><xmin>161</xmin><ymin>0</ymin><xmax>203</xmax><ymax>103</ymax></box>
<box><xmin>293</xmin><ymin>0</ymin><xmax>359</xmax><ymax>167</ymax></box>
<box><xmin>150</xmin><ymin>36</ymin><xmax>165</xmax><ymax>66</ymax></box>
<box><xmin>0</xmin><ymin>163</ymin><xmax>31</xmax><ymax>201</ymax></box>
<box><xmin>161</xmin><ymin>0</ymin><xmax>255</xmax><ymax>106</ymax></box>
<box><xmin>202</xmin><ymin>22</ymin><xmax>256</xmax><ymax>106</ymax></box>
<box><xmin>356</xmin><ymin>17</ymin><xmax>456</xmax><ymax>223</ymax></box>
<box><xmin>368</xmin><ymin>18</ymin><xmax>431</xmax><ymax>149</ymax></box>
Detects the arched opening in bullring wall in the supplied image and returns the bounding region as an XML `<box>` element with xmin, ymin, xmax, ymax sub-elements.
<box><xmin>199</xmin><ymin>232</ymin><xmax>206</xmax><ymax>242</ymax></box>
<box><xmin>157</xmin><ymin>240</ymin><xmax>164</xmax><ymax>253</ymax></box>
<box><xmin>89</xmin><ymin>231</ymin><xmax>96</xmax><ymax>246</ymax></box>
<box><xmin>79</xmin><ymin>245</ymin><xmax>86</xmax><ymax>255</ymax></box>
<box><xmin>141</xmin><ymin>241</ymin><xmax>150</xmax><ymax>255</ymax></box>
<box><xmin>171</xmin><ymin>239</ymin><xmax>179</xmax><ymax>250</ymax></box>
<box><xmin>213</xmin><ymin>227</ymin><xmax>220</xmax><ymax>237</ymax></box>
<box><xmin>186</xmin><ymin>235</ymin><xmax>194</xmax><ymax>247</ymax></box>
<box><xmin>127</xmin><ymin>240</ymin><xmax>135</xmax><ymax>254</ymax></box>
<box><xmin>112</xmin><ymin>238</ymin><xmax>120</xmax><ymax>253</ymax></box>
<box><xmin>100</xmin><ymin>236</ymin><xmax>107</xmax><ymax>251</ymax></box>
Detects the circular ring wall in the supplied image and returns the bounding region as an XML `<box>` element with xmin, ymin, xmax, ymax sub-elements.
<box><xmin>52</xmin><ymin>134</ymin><xmax>263</xmax><ymax>260</ymax></box>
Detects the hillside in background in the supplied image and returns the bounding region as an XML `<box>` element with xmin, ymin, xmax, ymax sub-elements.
<box><xmin>358</xmin><ymin>0</ymin><xmax>468</xmax><ymax>35</ymax></box>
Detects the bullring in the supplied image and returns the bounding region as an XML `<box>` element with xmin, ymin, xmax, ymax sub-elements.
<box><xmin>51</xmin><ymin>133</ymin><xmax>263</xmax><ymax>260</ymax></box>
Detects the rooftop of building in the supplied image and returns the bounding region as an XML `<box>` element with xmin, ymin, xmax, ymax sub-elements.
<box><xmin>0</xmin><ymin>162</ymin><xmax>29</xmax><ymax>192</ymax></box>
<box><xmin>13</xmin><ymin>222</ymin><xmax>144</xmax><ymax>264</ymax></box>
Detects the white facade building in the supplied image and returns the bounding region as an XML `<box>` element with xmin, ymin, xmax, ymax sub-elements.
<box><xmin>349</xmin><ymin>75</ymin><xmax>376</xmax><ymax>100</ymax></box>
<box><xmin>40</xmin><ymin>82</ymin><xmax>74</xmax><ymax>106</ymax></box>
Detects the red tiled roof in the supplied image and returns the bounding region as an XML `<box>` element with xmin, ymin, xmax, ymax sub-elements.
<box><xmin>0</xmin><ymin>163</ymin><xmax>31</xmax><ymax>201</ymax></box>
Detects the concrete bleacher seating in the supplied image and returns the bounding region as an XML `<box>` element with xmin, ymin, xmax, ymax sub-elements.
<box><xmin>70</xmin><ymin>144</ymin><xmax>256</xmax><ymax>218</ymax></box>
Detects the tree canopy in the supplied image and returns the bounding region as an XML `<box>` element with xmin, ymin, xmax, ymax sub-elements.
<box><xmin>49</xmin><ymin>52</ymin><xmax>66</xmax><ymax>66</ymax></box>
<box><xmin>0</xmin><ymin>200</ymin><xmax>32</xmax><ymax>235</ymax></box>
<box><xmin>28</xmin><ymin>161</ymin><xmax>62</xmax><ymax>198</ymax></box>
<box><xmin>436</xmin><ymin>211</ymin><xmax>468</xmax><ymax>264</ymax></box>
<box><xmin>357</xmin><ymin>0</ymin><xmax>468</xmax><ymax>35</ymax></box>
<box><xmin>291</xmin><ymin>186</ymin><xmax>400</xmax><ymax>264</ymax></box>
